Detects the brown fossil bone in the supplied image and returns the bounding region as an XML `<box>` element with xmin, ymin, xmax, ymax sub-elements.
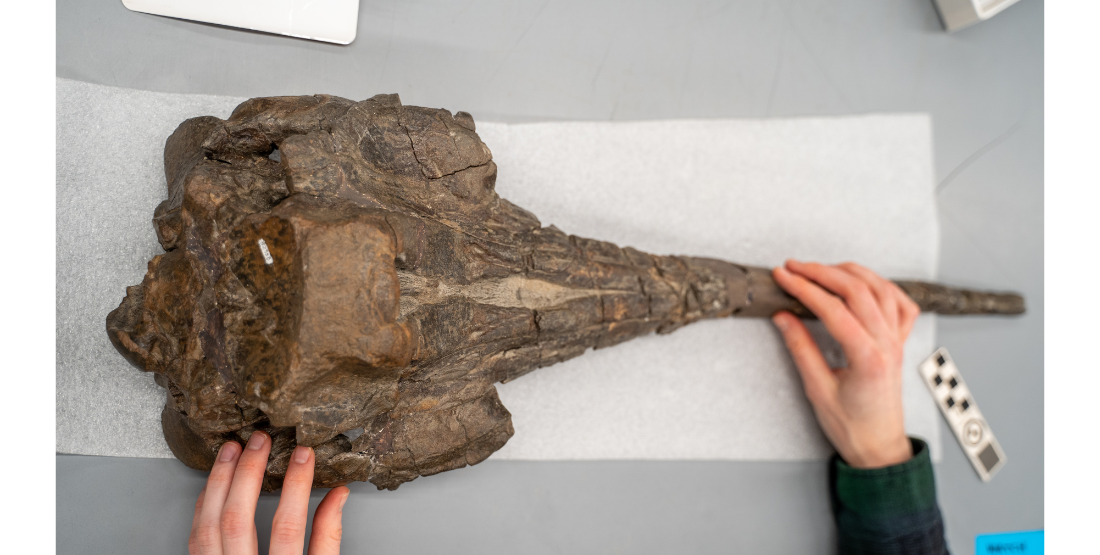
<box><xmin>105</xmin><ymin>94</ymin><xmax>1024</xmax><ymax>491</ymax></box>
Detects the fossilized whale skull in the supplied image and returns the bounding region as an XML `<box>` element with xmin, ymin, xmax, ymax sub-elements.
<box><xmin>106</xmin><ymin>94</ymin><xmax>1024</xmax><ymax>491</ymax></box>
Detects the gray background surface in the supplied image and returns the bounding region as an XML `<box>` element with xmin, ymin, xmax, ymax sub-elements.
<box><xmin>57</xmin><ymin>0</ymin><xmax>1043</xmax><ymax>553</ymax></box>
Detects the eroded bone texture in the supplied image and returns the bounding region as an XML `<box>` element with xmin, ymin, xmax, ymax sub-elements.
<box><xmin>106</xmin><ymin>94</ymin><xmax>1024</xmax><ymax>491</ymax></box>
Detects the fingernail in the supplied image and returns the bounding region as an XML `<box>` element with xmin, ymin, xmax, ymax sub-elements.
<box><xmin>340</xmin><ymin>490</ymin><xmax>350</xmax><ymax>510</ymax></box>
<box><xmin>292</xmin><ymin>445</ymin><xmax>311</xmax><ymax>464</ymax></box>
<box><xmin>772</xmin><ymin>314</ymin><xmax>788</xmax><ymax>331</ymax></box>
<box><xmin>774</xmin><ymin>266</ymin><xmax>789</xmax><ymax>277</ymax></box>
<box><xmin>246</xmin><ymin>431</ymin><xmax>267</xmax><ymax>450</ymax></box>
<box><xmin>218</xmin><ymin>442</ymin><xmax>240</xmax><ymax>461</ymax></box>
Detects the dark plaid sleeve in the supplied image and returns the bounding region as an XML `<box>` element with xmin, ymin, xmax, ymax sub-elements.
<box><xmin>830</xmin><ymin>438</ymin><xmax>949</xmax><ymax>555</ymax></box>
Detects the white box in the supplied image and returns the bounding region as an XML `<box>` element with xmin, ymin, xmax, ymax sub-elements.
<box><xmin>932</xmin><ymin>0</ymin><xmax>1022</xmax><ymax>32</ymax></box>
<box><xmin>121</xmin><ymin>0</ymin><xmax>359</xmax><ymax>45</ymax></box>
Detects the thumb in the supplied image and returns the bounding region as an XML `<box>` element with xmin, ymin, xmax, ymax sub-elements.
<box><xmin>772</xmin><ymin>311</ymin><xmax>836</xmax><ymax>406</ymax></box>
<box><xmin>308</xmin><ymin>486</ymin><xmax>348</xmax><ymax>555</ymax></box>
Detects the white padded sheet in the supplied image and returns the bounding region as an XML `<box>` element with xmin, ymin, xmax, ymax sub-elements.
<box><xmin>56</xmin><ymin>78</ymin><xmax>940</xmax><ymax>462</ymax></box>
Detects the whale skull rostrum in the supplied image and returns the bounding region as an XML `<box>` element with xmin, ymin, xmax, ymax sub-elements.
<box><xmin>106</xmin><ymin>94</ymin><xmax>1024</xmax><ymax>491</ymax></box>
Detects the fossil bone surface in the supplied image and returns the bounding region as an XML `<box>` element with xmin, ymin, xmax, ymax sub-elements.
<box><xmin>106</xmin><ymin>94</ymin><xmax>1024</xmax><ymax>491</ymax></box>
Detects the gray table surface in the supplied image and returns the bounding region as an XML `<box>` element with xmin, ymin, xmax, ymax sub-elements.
<box><xmin>57</xmin><ymin>0</ymin><xmax>1043</xmax><ymax>553</ymax></box>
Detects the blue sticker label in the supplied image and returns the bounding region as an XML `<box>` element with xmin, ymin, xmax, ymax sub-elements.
<box><xmin>975</xmin><ymin>530</ymin><xmax>1043</xmax><ymax>554</ymax></box>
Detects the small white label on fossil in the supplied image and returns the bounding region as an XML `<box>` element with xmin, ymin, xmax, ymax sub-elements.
<box><xmin>257</xmin><ymin>239</ymin><xmax>274</xmax><ymax>265</ymax></box>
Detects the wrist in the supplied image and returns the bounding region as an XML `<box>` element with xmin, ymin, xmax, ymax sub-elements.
<box><xmin>843</xmin><ymin>435</ymin><xmax>913</xmax><ymax>469</ymax></box>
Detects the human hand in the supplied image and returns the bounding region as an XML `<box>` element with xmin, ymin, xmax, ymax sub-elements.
<box><xmin>771</xmin><ymin>260</ymin><xmax>920</xmax><ymax>469</ymax></box>
<box><xmin>188</xmin><ymin>431</ymin><xmax>350</xmax><ymax>554</ymax></box>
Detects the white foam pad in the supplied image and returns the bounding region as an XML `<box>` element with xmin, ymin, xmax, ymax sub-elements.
<box><xmin>56</xmin><ymin>78</ymin><xmax>940</xmax><ymax>462</ymax></box>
